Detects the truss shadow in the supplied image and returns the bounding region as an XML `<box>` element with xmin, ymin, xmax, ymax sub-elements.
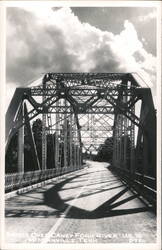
<box><xmin>43</xmin><ymin>175</ymin><xmax>150</xmax><ymax>219</ymax></box>
<box><xmin>6</xmin><ymin>170</ymin><xmax>151</xmax><ymax>218</ymax></box>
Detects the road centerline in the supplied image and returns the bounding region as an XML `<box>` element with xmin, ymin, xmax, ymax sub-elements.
<box><xmin>41</xmin><ymin>169</ymin><xmax>93</xmax><ymax>243</ymax></box>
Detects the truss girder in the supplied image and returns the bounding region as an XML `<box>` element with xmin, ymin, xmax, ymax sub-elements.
<box><xmin>11</xmin><ymin>87</ymin><xmax>141</xmax><ymax>130</ymax></box>
<box><xmin>6</xmin><ymin>88</ymin><xmax>28</xmax><ymax>147</ymax></box>
<box><xmin>47</xmin><ymin>106</ymin><xmax>114</xmax><ymax>114</ymax></box>
<box><xmin>41</xmin><ymin>72</ymin><xmax>140</xmax><ymax>87</ymax></box>
<box><xmin>6</xmin><ymin>73</ymin><xmax>156</xmax><ymax>180</ymax></box>
<box><xmin>135</xmin><ymin>88</ymin><xmax>156</xmax><ymax>174</ymax></box>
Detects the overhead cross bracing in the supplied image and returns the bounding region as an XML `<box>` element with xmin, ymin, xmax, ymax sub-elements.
<box><xmin>5</xmin><ymin>72</ymin><xmax>156</xmax><ymax>206</ymax></box>
<box><xmin>6</xmin><ymin>73</ymin><xmax>144</xmax><ymax>147</ymax></box>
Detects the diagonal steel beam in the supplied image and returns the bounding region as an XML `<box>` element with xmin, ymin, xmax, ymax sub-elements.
<box><xmin>24</xmin><ymin>103</ymin><xmax>41</xmax><ymax>170</ymax></box>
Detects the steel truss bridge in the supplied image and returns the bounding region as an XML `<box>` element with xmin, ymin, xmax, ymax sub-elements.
<box><xmin>5</xmin><ymin>73</ymin><xmax>156</xmax><ymax>207</ymax></box>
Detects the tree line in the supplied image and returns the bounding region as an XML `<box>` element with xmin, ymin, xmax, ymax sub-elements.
<box><xmin>5</xmin><ymin>118</ymin><xmax>77</xmax><ymax>173</ymax></box>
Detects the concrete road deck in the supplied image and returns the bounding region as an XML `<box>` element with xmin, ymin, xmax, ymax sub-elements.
<box><xmin>5</xmin><ymin>161</ymin><xmax>156</xmax><ymax>244</ymax></box>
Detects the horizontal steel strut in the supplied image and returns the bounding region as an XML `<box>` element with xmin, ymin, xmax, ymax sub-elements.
<box><xmin>6</xmin><ymin>73</ymin><xmax>155</xmax><ymax>151</ymax></box>
<box><xmin>5</xmin><ymin>72</ymin><xmax>157</xmax><ymax>207</ymax></box>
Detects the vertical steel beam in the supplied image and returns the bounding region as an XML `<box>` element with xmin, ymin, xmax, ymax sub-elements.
<box><xmin>112</xmin><ymin>114</ymin><xmax>117</xmax><ymax>167</ymax></box>
<box><xmin>130</xmin><ymin>106</ymin><xmax>135</xmax><ymax>175</ymax></box>
<box><xmin>18</xmin><ymin>103</ymin><xmax>24</xmax><ymax>173</ymax></box>
<box><xmin>77</xmin><ymin>145</ymin><xmax>80</xmax><ymax>169</ymax></box>
<box><xmin>69</xmin><ymin>110</ymin><xmax>73</xmax><ymax>170</ymax></box>
<box><xmin>123</xmin><ymin>89</ymin><xmax>128</xmax><ymax>171</ymax></box>
<box><xmin>74</xmin><ymin>129</ymin><xmax>77</xmax><ymax>170</ymax></box>
<box><xmin>55</xmin><ymin>101</ymin><xmax>59</xmax><ymax>170</ymax></box>
<box><xmin>123</xmin><ymin>116</ymin><xmax>128</xmax><ymax>170</ymax></box>
<box><xmin>119</xmin><ymin>115</ymin><xmax>122</xmax><ymax>166</ymax></box>
<box><xmin>42</xmin><ymin>81</ymin><xmax>47</xmax><ymax>170</ymax></box>
<box><xmin>64</xmin><ymin>99</ymin><xmax>67</xmax><ymax>168</ymax></box>
<box><xmin>42</xmin><ymin>113</ymin><xmax>47</xmax><ymax>170</ymax></box>
<box><xmin>46</xmin><ymin>113</ymin><xmax>55</xmax><ymax>168</ymax></box>
<box><xmin>116</xmin><ymin>116</ymin><xmax>120</xmax><ymax>168</ymax></box>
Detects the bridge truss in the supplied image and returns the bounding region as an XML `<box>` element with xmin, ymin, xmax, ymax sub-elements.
<box><xmin>5</xmin><ymin>73</ymin><xmax>156</xmax><ymax>205</ymax></box>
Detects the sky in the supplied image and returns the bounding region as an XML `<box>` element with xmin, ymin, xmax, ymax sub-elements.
<box><xmin>6</xmin><ymin>6</ymin><xmax>157</xmax><ymax>107</ymax></box>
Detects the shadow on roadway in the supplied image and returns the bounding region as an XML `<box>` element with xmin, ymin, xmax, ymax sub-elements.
<box><xmin>6</xmin><ymin>170</ymin><xmax>150</xmax><ymax>218</ymax></box>
<box><xmin>43</xmin><ymin>178</ymin><xmax>149</xmax><ymax>219</ymax></box>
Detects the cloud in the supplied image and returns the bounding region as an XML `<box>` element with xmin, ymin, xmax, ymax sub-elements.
<box><xmin>5</xmin><ymin>82</ymin><xmax>17</xmax><ymax>111</ymax></box>
<box><xmin>6</xmin><ymin>7</ymin><xmax>156</xmax><ymax>95</ymax></box>
<box><xmin>138</xmin><ymin>10</ymin><xmax>156</xmax><ymax>22</ymax></box>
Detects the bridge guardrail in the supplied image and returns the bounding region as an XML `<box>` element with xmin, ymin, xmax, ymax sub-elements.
<box><xmin>109</xmin><ymin>166</ymin><xmax>156</xmax><ymax>208</ymax></box>
<box><xmin>5</xmin><ymin>166</ymin><xmax>83</xmax><ymax>193</ymax></box>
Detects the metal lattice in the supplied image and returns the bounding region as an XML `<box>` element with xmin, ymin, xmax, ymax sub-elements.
<box><xmin>6</xmin><ymin>73</ymin><xmax>156</xmax><ymax>183</ymax></box>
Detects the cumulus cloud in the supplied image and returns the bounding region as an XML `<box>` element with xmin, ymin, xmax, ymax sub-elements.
<box><xmin>138</xmin><ymin>10</ymin><xmax>156</xmax><ymax>22</ymax></box>
<box><xmin>6</xmin><ymin>7</ymin><xmax>156</xmax><ymax>93</ymax></box>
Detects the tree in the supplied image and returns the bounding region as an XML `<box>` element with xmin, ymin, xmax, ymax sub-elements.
<box><xmin>5</xmin><ymin>133</ymin><xmax>18</xmax><ymax>173</ymax></box>
<box><xmin>95</xmin><ymin>137</ymin><xmax>113</xmax><ymax>162</ymax></box>
<box><xmin>32</xmin><ymin>118</ymin><xmax>43</xmax><ymax>168</ymax></box>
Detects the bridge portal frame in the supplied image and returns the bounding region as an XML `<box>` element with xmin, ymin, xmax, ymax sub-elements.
<box><xmin>5</xmin><ymin>73</ymin><xmax>156</xmax><ymax>204</ymax></box>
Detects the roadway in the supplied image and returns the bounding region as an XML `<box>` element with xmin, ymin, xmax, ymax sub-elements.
<box><xmin>5</xmin><ymin>161</ymin><xmax>156</xmax><ymax>243</ymax></box>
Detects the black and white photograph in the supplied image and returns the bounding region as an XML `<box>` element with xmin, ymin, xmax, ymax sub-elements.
<box><xmin>0</xmin><ymin>1</ymin><xmax>161</xmax><ymax>249</ymax></box>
